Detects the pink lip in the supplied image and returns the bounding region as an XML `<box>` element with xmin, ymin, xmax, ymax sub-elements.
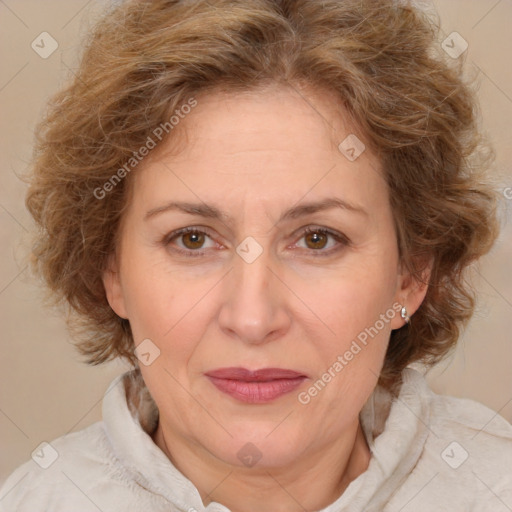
<box><xmin>205</xmin><ymin>367</ymin><xmax>307</xmax><ymax>403</ymax></box>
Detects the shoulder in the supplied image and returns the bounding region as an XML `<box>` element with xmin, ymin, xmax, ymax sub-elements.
<box><xmin>0</xmin><ymin>421</ymin><xmax>160</xmax><ymax>512</ymax></box>
<box><xmin>426</xmin><ymin>377</ymin><xmax>512</xmax><ymax>458</ymax></box>
<box><xmin>398</xmin><ymin>368</ymin><xmax>512</xmax><ymax>449</ymax></box>
<box><xmin>392</xmin><ymin>369</ymin><xmax>512</xmax><ymax>511</ymax></box>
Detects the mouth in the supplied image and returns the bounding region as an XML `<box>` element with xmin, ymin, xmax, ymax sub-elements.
<box><xmin>205</xmin><ymin>367</ymin><xmax>308</xmax><ymax>403</ymax></box>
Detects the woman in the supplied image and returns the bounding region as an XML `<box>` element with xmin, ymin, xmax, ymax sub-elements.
<box><xmin>1</xmin><ymin>0</ymin><xmax>511</xmax><ymax>510</ymax></box>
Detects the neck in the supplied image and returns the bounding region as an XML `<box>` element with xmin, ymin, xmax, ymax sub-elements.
<box><xmin>153</xmin><ymin>420</ymin><xmax>371</xmax><ymax>512</ymax></box>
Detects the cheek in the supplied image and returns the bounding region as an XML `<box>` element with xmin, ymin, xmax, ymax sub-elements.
<box><xmin>294</xmin><ymin>254</ymin><xmax>398</xmax><ymax>340</ymax></box>
<box><xmin>290</xmin><ymin>258</ymin><xmax>399</xmax><ymax>409</ymax></box>
<box><xmin>295</xmin><ymin>268</ymin><xmax>396</xmax><ymax>415</ymax></box>
<box><xmin>120</xmin><ymin>274</ymin><xmax>172</xmax><ymax>342</ymax></box>
<box><xmin>120</xmin><ymin>255</ymin><xmax>218</xmax><ymax>364</ymax></box>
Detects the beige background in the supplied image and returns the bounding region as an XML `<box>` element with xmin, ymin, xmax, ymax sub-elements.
<box><xmin>1</xmin><ymin>0</ymin><xmax>511</xmax><ymax>485</ymax></box>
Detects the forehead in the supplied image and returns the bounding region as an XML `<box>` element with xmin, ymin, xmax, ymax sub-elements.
<box><xmin>159</xmin><ymin>84</ymin><xmax>357</xmax><ymax>163</ymax></box>
<box><xmin>130</xmin><ymin>84</ymin><xmax>387</xmax><ymax>220</ymax></box>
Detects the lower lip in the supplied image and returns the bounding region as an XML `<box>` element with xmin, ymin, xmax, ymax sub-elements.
<box><xmin>207</xmin><ymin>376</ymin><xmax>306</xmax><ymax>403</ymax></box>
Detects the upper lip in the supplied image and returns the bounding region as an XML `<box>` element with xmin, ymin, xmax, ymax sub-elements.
<box><xmin>205</xmin><ymin>367</ymin><xmax>306</xmax><ymax>381</ymax></box>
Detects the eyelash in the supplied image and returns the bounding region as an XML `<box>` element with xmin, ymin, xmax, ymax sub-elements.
<box><xmin>162</xmin><ymin>226</ymin><xmax>350</xmax><ymax>258</ymax></box>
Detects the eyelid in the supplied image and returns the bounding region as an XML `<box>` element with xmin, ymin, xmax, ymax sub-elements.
<box><xmin>162</xmin><ymin>226</ymin><xmax>220</xmax><ymax>253</ymax></box>
<box><xmin>290</xmin><ymin>226</ymin><xmax>351</xmax><ymax>255</ymax></box>
<box><xmin>163</xmin><ymin>226</ymin><xmax>215</xmax><ymax>244</ymax></box>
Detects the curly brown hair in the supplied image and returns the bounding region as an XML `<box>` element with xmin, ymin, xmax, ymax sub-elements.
<box><xmin>25</xmin><ymin>0</ymin><xmax>499</xmax><ymax>390</ymax></box>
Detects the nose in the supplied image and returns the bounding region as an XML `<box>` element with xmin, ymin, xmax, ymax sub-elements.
<box><xmin>217</xmin><ymin>245</ymin><xmax>291</xmax><ymax>346</ymax></box>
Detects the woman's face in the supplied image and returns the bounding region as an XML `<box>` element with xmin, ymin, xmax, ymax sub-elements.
<box><xmin>104</xmin><ymin>85</ymin><xmax>421</xmax><ymax>469</ymax></box>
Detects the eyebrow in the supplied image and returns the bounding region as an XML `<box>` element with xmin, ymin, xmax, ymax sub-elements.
<box><xmin>144</xmin><ymin>197</ymin><xmax>368</xmax><ymax>223</ymax></box>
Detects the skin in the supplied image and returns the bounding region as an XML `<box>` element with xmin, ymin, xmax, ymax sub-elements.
<box><xmin>103</xmin><ymin>83</ymin><xmax>429</xmax><ymax>512</ymax></box>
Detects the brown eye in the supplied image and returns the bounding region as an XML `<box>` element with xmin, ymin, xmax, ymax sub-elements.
<box><xmin>181</xmin><ymin>230</ymin><xmax>206</xmax><ymax>250</ymax></box>
<box><xmin>163</xmin><ymin>227</ymin><xmax>217</xmax><ymax>256</ymax></box>
<box><xmin>304</xmin><ymin>230</ymin><xmax>328</xmax><ymax>250</ymax></box>
<box><xmin>295</xmin><ymin>227</ymin><xmax>350</xmax><ymax>256</ymax></box>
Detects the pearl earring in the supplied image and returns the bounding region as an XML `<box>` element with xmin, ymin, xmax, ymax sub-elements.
<box><xmin>400</xmin><ymin>306</ymin><xmax>410</xmax><ymax>324</ymax></box>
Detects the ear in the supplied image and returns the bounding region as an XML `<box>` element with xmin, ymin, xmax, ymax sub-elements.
<box><xmin>102</xmin><ymin>253</ymin><xmax>129</xmax><ymax>319</ymax></box>
<box><xmin>390</xmin><ymin>255</ymin><xmax>433</xmax><ymax>329</ymax></box>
